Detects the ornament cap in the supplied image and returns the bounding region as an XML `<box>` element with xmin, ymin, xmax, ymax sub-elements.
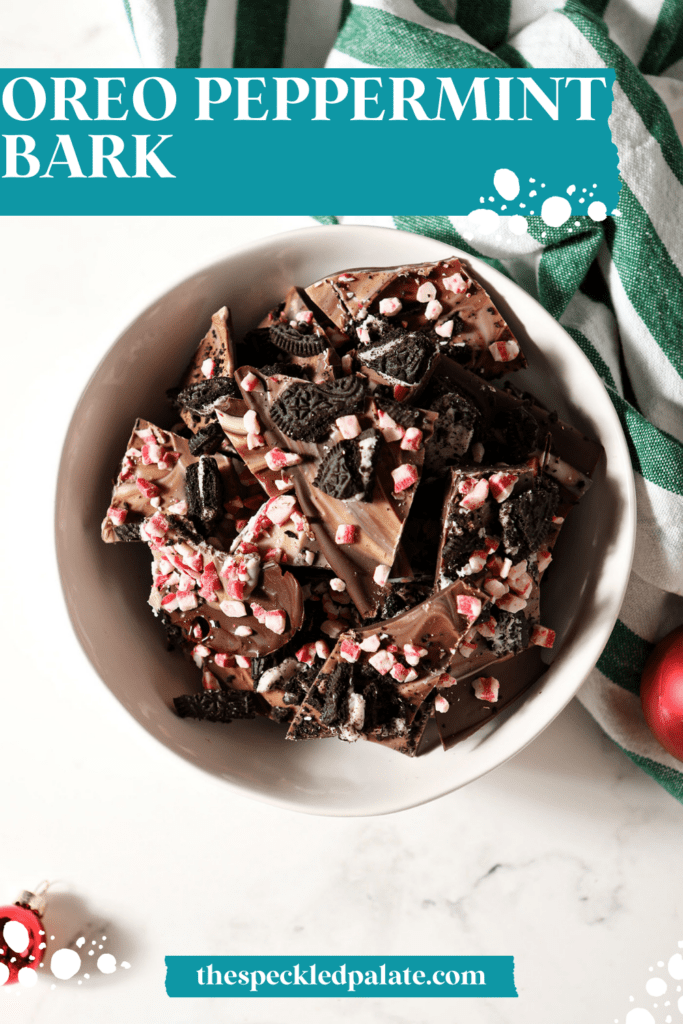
<box><xmin>16</xmin><ymin>890</ymin><xmax>46</xmax><ymax>917</ymax></box>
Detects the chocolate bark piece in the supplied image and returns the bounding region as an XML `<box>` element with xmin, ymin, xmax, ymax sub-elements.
<box><xmin>305</xmin><ymin>257</ymin><xmax>526</xmax><ymax>378</ymax></box>
<box><xmin>101</xmin><ymin>419</ymin><xmax>255</xmax><ymax>549</ymax></box>
<box><xmin>174</xmin><ymin>306</ymin><xmax>238</xmax><ymax>432</ymax></box>
<box><xmin>287</xmin><ymin>579</ymin><xmax>488</xmax><ymax>751</ymax></box>
<box><xmin>434</xmin><ymin>355</ymin><xmax>602</xmax><ymax>508</ymax></box>
<box><xmin>147</xmin><ymin>519</ymin><xmax>304</xmax><ymax>659</ymax></box>
<box><xmin>434</xmin><ymin>646</ymin><xmax>548</xmax><ymax>749</ymax></box>
<box><xmin>222</xmin><ymin>368</ymin><xmax>438</xmax><ymax>618</ymax></box>
<box><xmin>248</xmin><ymin>287</ymin><xmax>342</xmax><ymax>383</ymax></box>
<box><xmin>231</xmin><ymin>492</ymin><xmax>329</xmax><ymax>569</ymax></box>
<box><xmin>421</xmin><ymin>389</ymin><xmax>482</xmax><ymax>482</ymax></box>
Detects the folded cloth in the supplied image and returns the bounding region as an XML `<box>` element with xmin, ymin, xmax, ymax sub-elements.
<box><xmin>123</xmin><ymin>0</ymin><xmax>683</xmax><ymax>800</ymax></box>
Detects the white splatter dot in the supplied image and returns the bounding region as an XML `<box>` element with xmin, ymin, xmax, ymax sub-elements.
<box><xmin>679</xmin><ymin>996</ymin><xmax>683</xmax><ymax>1013</ymax></box>
<box><xmin>18</xmin><ymin>967</ymin><xmax>37</xmax><ymax>988</ymax></box>
<box><xmin>529</xmin><ymin>190</ymin><xmax>537</xmax><ymax>197</ymax></box>
<box><xmin>508</xmin><ymin>215</ymin><xmax>528</xmax><ymax>236</ymax></box>
<box><xmin>479</xmin><ymin>196</ymin><xmax>484</xmax><ymax>203</ymax></box>
<box><xmin>121</xmin><ymin>962</ymin><xmax>131</xmax><ymax>969</ymax></box>
<box><xmin>488</xmin><ymin>196</ymin><xmax>494</xmax><ymax>202</ymax></box>
<box><xmin>567</xmin><ymin>184</ymin><xmax>576</xmax><ymax>195</ymax></box>
<box><xmin>541</xmin><ymin>183</ymin><xmax>545</xmax><ymax>187</ymax></box>
<box><xmin>97</xmin><ymin>954</ymin><xmax>117</xmax><ymax>975</ymax></box>
<box><xmin>588</xmin><ymin>201</ymin><xmax>607</xmax><ymax>221</ymax></box>
<box><xmin>582</xmin><ymin>188</ymin><xmax>587</xmax><ymax>192</ymax></box>
<box><xmin>541</xmin><ymin>196</ymin><xmax>571</xmax><ymax>227</ymax></box>
<box><xmin>625</xmin><ymin>1010</ymin><xmax>655</xmax><ymax>1024</ymax></box>
<box><xmin>658</xmin><ymin>962</ymin><xmax>664</xmax><ymax>967</ymax></box>
<box><xmin>668</xmin><ymin>954</ymin><xmax>683</xmax><ymax>979</ymax></box>
<box><xmin>493</xmin><ymin>169</ymin><xmax>520</xmax><ymax>201</ymax></box>
<box><xmin>0</xmin><ymin>963</ymin><xmax>9</xmax><ymax>986</ymax></box>
<box><xmin>646</xmin><ymin>978</ymin><xmax>666</xmax><ymax>997</ymax></box>
<box><xmin>467</xmin><ymin>208</ymin><xmax>499</xmax><ymax>235</ymax></box>
<box><xmin>76</xmin><ymin>937</ymin><xmax>85</xmax><ymax>948</ymax></box>
<box><xmin>574</xmin><ymin>221</ymin><xmax>580</xmax><ymax>227</ymax></box>
<box><xmin>501</xmin><ymin>204</ymin><xmax>507</xmax><ymax>210</ymax></box>
<box><xmin>4</xmin><ymin>921</ymin><xmax>29</xmax><ymax>954</ymax></box>
<box><xmin>51</xmin><ymin>948</ymin><xmax>81</xmax><ymax>981</ymax></box>
<box><xmin>579</xmin><ymin>198</ymin><xmax>585</xmax><ymax>204</ymax></box>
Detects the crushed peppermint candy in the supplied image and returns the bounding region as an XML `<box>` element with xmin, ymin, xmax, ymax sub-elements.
<box><xmin>531</xmin><ymin>625</ymin><xmax>556</xmax><ymax>648</ymax></box>
<box><xmin>435</xmin><ymin>694</ymin><xmax>450</xmax><ymax>714</ymax></box>
<box><xmin>435</xmin><ymin>320</ymin><xmax>454</xmax><ymax>339</ymax></box>
<box><xmin>241</xmin><ymin>372</ymin><xmax>260</xmax><ymax>392</ymax></box>
<box><xmin>220</xmin><ymin>600</ymin><xmax>248</xmax><ymax>617</ymax></box>
<box><xmin>459</xmin><ymin>478</ymin><xmax>489</xmax><ymax>510</ymax></box>
<box><xmin>360</xmin><ymin>634</ymin><xmax>381</xmax><ymax>653</ymax></box>
<box><xmin>400</xmin><ymin>427</ymin><xmax>423</xmax><ymax>451</ymax></box>
<box><xmin>265</xmin><ymin>448</ymin><xmax>302</xmax><ymax>470</ymax></box>
<box><xmin>473</xmin><ymin>677</ymin><xmax>500</xmax><ymax>702</ymax></box>
<box><xmin>443</xmin><ymin>272</ymin><xmax>467</xmax><ymax>294</ymax></box>
<box><xmin>107</xmin><ymin>505</ymin><xmax>127</xmax><ymax>526</ymax></box>
<box><xmin>340</xmin><ymin>638</ymin><xmax>361</xmax><ymax>663</ymax></box>
<box><xmin>265</xmin><ymin>609</ymin><xmax>287</xmax><ymax>634</ymax></box>
<box><xmin>456</xmin><ymin>595</ymin><xmax>482</xmax><ymax>621</ymax></box>
<box><xmin>416</xmin><ymin>281</ymin><xmax>437</xmax><ymax>303</ymax></box>
<box><xmin>379</xmin><ymin>297</ymin><xmax>402</xmax><ymax>316</ymax></box>
<box><xmin>243</xmin><ymin>409</ymin><xmax>260</xmax><ymax>434</ymax></box>
<box><xmin>391</xmin><ymin>463</ymin><xmax>419</xmax><ymax>493</ymax></box>
<box><xmin>201</xmin><ymin>358</ymin><xmax>216</xmax><ymax>378</ymax></box>
<box><xmin>373</xmin><ymin>564</ymin><xmax>391</xmax><ymax>587</ymax></box>
<box><xmin>330</xmin><ymin>578</ymin><xmax>346</xmax><ymax>592</ymax></box>
<box><xmin>489</xmin><ymin>340</ymin><xmax>520</xmax><ymax>363</ymax></box>
<box><xmin>368</xmin><ymin>649</ymin><xmax>396</xmax><ymax>675</ymax></box>
<box><xmin>335</xmin><ymin>524</ymin><xmax>357</xmax><ymax>545</ymax></box>
<box><xmin>425</xmin><ymin>299</ymin><xmax>443</xmax><ymax>321</ymax></box>
<box><xmin>336</xmin><ymin>415</ymin><xmax>362</xmax><ymax>439</ymax></box>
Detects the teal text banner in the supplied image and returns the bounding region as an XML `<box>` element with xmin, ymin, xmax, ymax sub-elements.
<box><xmin>0</xmin><ymin>69</ymin><xmax>617</xmax><ymax>216</ymax></box>
<box><xmin>164</xmin><ymin>955</ymin><xmax>517</xmax><ymax>997</ymax></box>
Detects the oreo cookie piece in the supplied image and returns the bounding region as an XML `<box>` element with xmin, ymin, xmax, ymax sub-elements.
<box><xmin>258</xmin><ymin>363</ymin><xmax>309</xmax><ymax>380</ymax></box>
<box><xmin>188</xmin><ymin>421</ymin><xmax>227</xmax><ymax>456</ymax></box>
<box><xmin>270</xmin><ymin>375</ymin><xmax>366</xmax><ymax>443</ymax></box>
<box><xmin>185</xmin><ymin>456</ymin><xmax>224</xmax><ymax>525</ymax></box>
<box><xmin>423</xmin><ymin>391</ymin><xmax>480</xmax><ymax>480</ymax></box>
<box><xmin>173</xmin><ymin>688</ymin><xmax>257</xmax><ymax>722</ymax></box>
<box><xmin>313</xmin><ymin>429</ymin><xmax>380</xmax><ymax>502</ymax></box>
<box><xmin>269</xmin><ymin>319</ymin><xmax>327</xmax><ymax>356</ymax></box>
<box><xmin>113</xmin><ymin>520</ymin><xmax>143</xmax><ymax>542</ymax></box>
<box><xmin>319</xmin><ymin>660</ymin><xmax>353</xmax><ymax>727</ymax></box>
<box><xmin>499</xmin><ymin>477</ymin><xmax>559</xmax><ymax>559</ymax></box>
<box><xmin>173</xmin><ymin>376</ymin><xmax>239</xmax><ymax>416</ymax></box>
<box><xmin>482</xmin><ymin>608</ymin><xmax>531</xmax><ymax>657</ymax></box>
<box><xmin>359</xmin><ymin>328</ymin><xmax>436</xmax><ymax>385</ymax></box>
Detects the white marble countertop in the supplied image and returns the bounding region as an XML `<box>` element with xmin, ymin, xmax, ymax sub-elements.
<box><xmin>2</xmin><ymin>7</ymin><xmax>683</xmax><ymax>1024</ymax></box>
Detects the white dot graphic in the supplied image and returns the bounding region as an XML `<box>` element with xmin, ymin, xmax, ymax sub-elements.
<box><xmin>4</xmin><ymin>921</ymin><xmax>29</xmax><ymax>954</ymax></box>
<box><xmin>51</xmin><ymin>948</ymin><xmax>81</xmax><ymax>981</ymax></box>
<box><xmin>679</xmin><ymin>996</ymin><xmax>683</xmax><ymax>1013</ymax></box>
<box><xmin>493</xmin><ymin>168</ymin><xmax>520</xmax><ymax>201</ymax></box>
<box><xmin>646</xmin><ymin>978</ymin><xmax>667</xmax><ymax>997</ymax></box>
<box><xmin>541</xmin><ymin>196</ymin><xmax>571</xmax><ymax>227</ymax></box>
<box><xmin>18</xmin><ymin>967</ymin><xmax>37</xmax><ymax>988</ymax></box>
<box><xmin>567</xmin><ymin>184</ymin><xmax>576</xmax><ymax>195</ymax></box>
<box><xmin>588</xmin><ymin>201</ymin><xmax>607</xmax><ymax>221</ymax></box>
<box><xmin>467</xmin><ymin>208</ymin><xmax>500</xmax><ymax>235</ymax></box>
<box><xmin>0</xmin><ymin>963</ymin><xmax>9</xmax><ymax>986</ymax></box>
<box><xmin>508</xmin><ymin>215</ymin><xmax>528</xmax><ymax>236</ymax></box>
<box><xmin>668</xmin><ymin>954</ymin><xmax>683</xmax><ymax>979</ymax></box>
<box><xmin>97</xmin><ymin>954</ymin><xmax>117</xmax><ymax>975</ymax></box>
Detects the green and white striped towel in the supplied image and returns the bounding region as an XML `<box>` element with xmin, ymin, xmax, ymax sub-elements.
<box><xmin>124</xmin><ymin>0</ymin><xmax>683</xmax><ymax>801</ymax></box>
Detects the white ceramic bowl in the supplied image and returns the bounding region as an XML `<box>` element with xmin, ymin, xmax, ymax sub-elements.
<box><xmin>55</xmin><ymin>225</ymin><xmax>635</xmax><ymax>817</ymax></box>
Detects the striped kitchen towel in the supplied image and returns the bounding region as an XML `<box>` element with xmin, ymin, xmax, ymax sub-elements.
<box><xmin>123</xmin><ymin>0</ymin><xmax>683</xmax><ymax>801</ymax></box>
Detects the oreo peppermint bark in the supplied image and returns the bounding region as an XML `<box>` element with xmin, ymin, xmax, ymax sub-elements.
<box><xmin>173</xmin><ymin>305</ymin><xmax>238</xmax><ymax>433</ymax></box>
<box><xmin>435</xmin><ymin>354</ymin><xmax>602</xmax><ymax>507</ymax></box>
<box><xmin>287</xmin><ymin>579</ymin><xmax>488</xmax><ymax>753</ymax></box>
<box><xmin>354</xmin><ymin>322</ymin><xmax>439</xmax><ymax>403</ymax></box>
<box><xmin>101</xmin><ymin>419</ymin><xmax>257</xmax><ymax>549</ymax></box>
<box><xmin>147</xmin><ymin>517</ymin><xmax>304</xmax><ymax>661</ymax></box>
<box><xmin>221</xmin><ymin>367</ymin><xmax>438</xmax><ymax>619</ymax></box>
<box><xmin>434</xmin><ymin>464</ymin><xmax>563</xmax><ymax>679</ymax></box>
<box><xmin>305</xmin><ymin>257</ymin><xmax>526</xmax><ymax>378</ymax></box>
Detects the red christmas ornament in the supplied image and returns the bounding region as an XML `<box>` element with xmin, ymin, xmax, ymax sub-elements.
<box><xmin>0</xmin><ymin>890</ymin><xmax>47</xmax><ymax>986</ymax></box>
<box><xmin>640</xmin><ymin>625</ymin><xmax>683</xmax><ymax>762</ymax></box>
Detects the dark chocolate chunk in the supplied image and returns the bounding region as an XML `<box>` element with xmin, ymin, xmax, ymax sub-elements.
<box><xmin>319</xmin><ymin>661</ymin><xmax>352</xmax><ymax>726</ymax></box>
<box><xmin>359</xmin><ymin>328</ymin><xmax>436</xmax><ymax>384</ymax></box>
<box><xmin>499</xmin><ymin>476</ymin><xmax>559</xmax><ymax>559</ymax></box>
<box><xmin>174</xmin><ymin>377</ymin><xmax>239</xmax><ymax>416</ymax></box>
<box><xmin>313</xmin><ymin>429</ymin><xmax>379</xmax><ymax>502</ymax></box>
<box><xmin>269</xmin><ymin>319</ymin><xmax>327</xmax><ymax>356</ymax></box>
<box><xmin>423</xmin><ymin>392</ymin><xmax>480</xmax><ymax>479</ymax></box>
<box><xmin>486</xmin><ymin>406</ymin><xmax>541</xmax><ymax>464</ymax></box>
<box><xmin>173</xmin><ymin>688</ymin><xmax>257</xmax><ymax>722</ymax></box>
<box><xmin>185</xmin><ymin>456</ymin><xmax>224</xmax><ymax>524</ymax></box>
<box><xmin>189</xmin><ymin>421</ymin><xmax>227</xmax><ymax>456</ymax></box>
<box><xmin>270</xmin><ymin>375</ymin><xmax>366</xmax><ymax>443</ymax></box>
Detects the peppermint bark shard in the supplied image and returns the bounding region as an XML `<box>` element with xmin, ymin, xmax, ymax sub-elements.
<box><xmin>147</xmin><ymin>518</ymin><xmax>304</xmax><ymax>659</ymax></box>
<box><xmin>287</xmin><ymin>579</ymin><xmax>488</xmax><ymax>753</ymax></box>
<box><xmin>222</xmin><ymin>368</ymin><xmax>438</xmax><ymax>618</ymax></box>
<box><xmin>173</xmin><ymin>305</ymin><xmax>239</xmax><ymax>433</ymax></box>
<box><xmin>101</xmin><ymin>419</ymin><xmax>260</xmax><ymax>549</ymax></box>
<box><xmin>245</xmin><ymin>286</ymin><xmax>342</xmax><ymax>383</ymax></box>
<box><xmin>305</xmin><ymin>257</ymin><xmax>526</xmax><ymax>378</ymax></box>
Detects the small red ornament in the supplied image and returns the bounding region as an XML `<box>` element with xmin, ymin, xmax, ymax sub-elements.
<box><xmin>640</xmin><ymin>625</ymin><xmax>683</xmax><ymax>761</ymax></box>
<box><xmin>0</xmin><ymin>890</ymin><xmax>47</xmax><ymax>986</ymax></box>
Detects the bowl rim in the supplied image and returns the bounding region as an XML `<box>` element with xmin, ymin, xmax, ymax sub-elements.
<box><xmin>55</xmin><ymin>223</ymin><xmax>637</xmax><ymax>817</ymax></box>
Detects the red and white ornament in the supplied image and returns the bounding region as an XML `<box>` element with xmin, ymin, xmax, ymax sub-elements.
<box><xmin>0</xmin><ymin>889</ymin><xmax>48</xmax><ymax>987</ymax></box>
<box><xmin>640</xmin><ymin>625</ymin><xmax>683</xmax><ymax>761</ymax></box>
